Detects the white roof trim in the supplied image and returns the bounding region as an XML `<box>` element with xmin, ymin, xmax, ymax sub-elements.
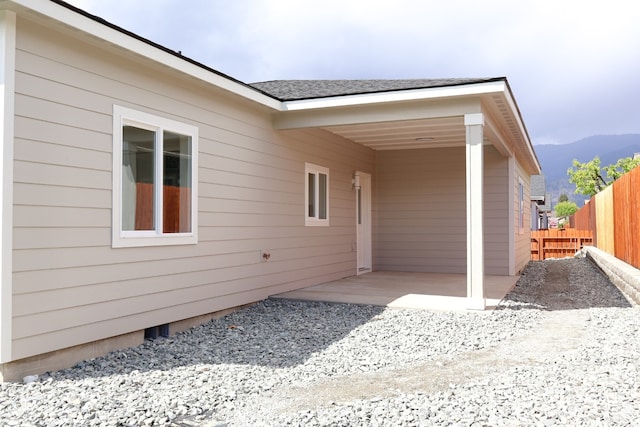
<box><xmin>282</xmin><ymin>80</ymin><xmax>508</xmax><ymax>111</ymax></box>
<box><xmin>10</xmin><ymin>0</ymin><xmax>282</xmax><ymax>110</ymax></box>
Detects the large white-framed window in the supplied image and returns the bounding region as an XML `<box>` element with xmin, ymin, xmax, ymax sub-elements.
<box><xmin>112</xmin><ymin>105</ymin><xmax>198</xmax><ymax>247</ymax></box>
<box><xmin>305</xmin><ymin>163</ymin><xmax>329</xmax><ymax>226</ymax></box>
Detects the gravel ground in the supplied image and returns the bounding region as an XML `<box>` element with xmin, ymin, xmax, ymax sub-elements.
<box><xmin>1</xmin><ymin>257</ymin><xmax>638</xmax><ymax>426</ymax></box>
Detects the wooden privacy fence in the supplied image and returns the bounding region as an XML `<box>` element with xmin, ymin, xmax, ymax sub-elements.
<box><xmin>612</xmin><ymin>166</ymin><xmax>640</xmax><ymax>269</ymax></box>
<box><xmin>531</xmin><ymin>229</ymin><xmax>594</xmax><ymax>261</ymax></box>
<box><xmin>134</xmin><ymin>183</ymin><xmax>192</xmax><ymax>233</ymax></box>
<box><xmin>569</xmin><ymin>164</ymin><xmax>640</xmax><ymax>269</ymax></box>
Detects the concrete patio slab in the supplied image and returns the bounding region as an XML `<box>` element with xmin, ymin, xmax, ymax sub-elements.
<box><xmin>271</xmin><ymin>271</ymin><xmax>519</xmax><ymax>311</ymax></box>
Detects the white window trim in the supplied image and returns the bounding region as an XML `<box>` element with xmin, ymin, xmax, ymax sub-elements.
<box><xmin>305</xmin><ymin>163</ymin><xmax>330</xmax><ymax>226</ymax></box>
<box><xmin>112</xmin><ymin>105</ymin><xmax>198</xmax><ymax>247</ymax></box>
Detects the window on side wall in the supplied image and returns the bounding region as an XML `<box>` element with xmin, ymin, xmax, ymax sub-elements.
<box><xmin>305</xmin><ymin>163</ymin><xmax>329</xmax><ymax>226</ymax></box>
<box><xmin>112</xmin><ymin>105</ymin><xmax>198</xmax><ymax>247</ymax></box>
<box><xmin>518</xmin><ymin>178</ymin><xmax>525</xmax><ymax>233</ymax></box>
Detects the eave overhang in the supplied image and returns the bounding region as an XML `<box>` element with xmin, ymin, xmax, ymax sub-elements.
<box><xmin>276</xmin><ymin>80</ymin><xmax>542</xmax><ymax>174</ymax></box>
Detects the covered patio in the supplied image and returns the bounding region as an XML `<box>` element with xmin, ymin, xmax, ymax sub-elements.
<box><xmin>262</xmin><ymin>78</ymin><xmax>540</xmax><ymax>311</ymax></box>
<box><xmin>272</xmin><ymin>271</ymin><xmax>519</xmax><ymax>311</ymax></box>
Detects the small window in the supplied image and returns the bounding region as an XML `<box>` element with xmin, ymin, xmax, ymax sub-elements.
<box><xmin>113</xmin><ymin>105</ymin><xmax>198</xmax><ymax>247</ymax></box>
<box><xmin>305</xmin><ymin>163</ymin><xmax>329</xmax><ymax>226</ymax></box>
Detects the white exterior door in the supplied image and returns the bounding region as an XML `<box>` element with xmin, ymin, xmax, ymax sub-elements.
<box><xmin>356</xmin><ymin>172</ymin><xmax>372</xmax><ymax>274</ymax></box>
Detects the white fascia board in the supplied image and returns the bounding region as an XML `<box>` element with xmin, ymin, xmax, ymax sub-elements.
<box><xmin>282</xmin><ymin>80</ymin><xmax>508</xmax><ymax>111</ymax></box>
<box><xmin>8</xmin><ymin>0</ymin><xmax>282</xmax><ymax>110</ymax></box>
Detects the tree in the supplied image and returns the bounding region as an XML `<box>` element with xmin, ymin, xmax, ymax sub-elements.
<box><xmin>567</xmin><ymin>155</ymin><xmax>640</xmax><ymax>197</ymax></box>
<box><xmin>558</xmin><ymin>193</ymin><xmax>569</xmax><ymax>203</ymax></box>
<box><xmin>604</xmin><ymin>156</ymin><xmax>640</xmax><ymax>181</ymax></box>
<box><xmin>554</xmin><ymin>200</ymin><xmax>578</xmax><ymax>217</ymax></box>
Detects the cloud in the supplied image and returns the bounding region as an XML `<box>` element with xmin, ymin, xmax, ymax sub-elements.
<box><xmin>61</xmin><ymin>0</ymin><xmax>640</xmax><ymax>145</ymax></box>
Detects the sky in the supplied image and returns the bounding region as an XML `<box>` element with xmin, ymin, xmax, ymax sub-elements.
<box><xmin>65</xmin><ymin>0</ymin><xmax>640</xmax><ymax>146</ymax></box>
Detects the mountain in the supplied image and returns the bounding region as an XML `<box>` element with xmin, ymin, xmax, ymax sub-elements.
<box><xmin>534</xmin><ymin>134</ymin><xmax>640</xmax><ymax>205</ymax></box>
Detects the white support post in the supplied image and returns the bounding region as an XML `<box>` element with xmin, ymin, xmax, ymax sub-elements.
<box><xmin>465</xmin><ymin>113</ymin><xmax>485</xmax><ymax>310</ymax></box>
<box><xmin>508</xmin><ymin>156</ymin><xmax>516</xmax><ymax>275</ymax></box>
<box><xmin>0</xmin><ymin>10</ymin><xmax>15</xmax><ymax>364</ymax></box>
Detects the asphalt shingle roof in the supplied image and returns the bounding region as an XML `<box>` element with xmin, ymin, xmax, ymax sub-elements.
<box><xmin>249</xmin><ymin>78</ymin><xmax>504</xmax><ymax>101</ymax></box>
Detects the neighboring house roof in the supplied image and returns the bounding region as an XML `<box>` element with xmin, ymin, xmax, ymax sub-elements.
<box><xmin>250</xmin><ymin>78</ymin><xmax>503</xmax><ymax>101</ymax></box>
<box><xmin>530</xmin><ymin>174</ymin><xmax>546</xmax><ymax>202</ymax></box>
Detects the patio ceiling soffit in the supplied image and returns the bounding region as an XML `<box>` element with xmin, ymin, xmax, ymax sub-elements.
<box><xmin>272</xmin><ymin>82</ymin><xmax>540</xmax><ymax>174</ymax></box>
<box><xmin>272</xmin><ymin>91</ymin><xmax>512</xmax><ymax>156</ymax></box>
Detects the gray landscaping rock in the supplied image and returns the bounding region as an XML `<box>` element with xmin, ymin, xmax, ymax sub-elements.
<box><xmin>0</xmin><ymin>258</ymin><xmax>637</xmax><ymax>426</ymax></box>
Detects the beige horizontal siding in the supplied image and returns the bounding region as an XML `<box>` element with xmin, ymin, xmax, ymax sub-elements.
<box><xmin>13</xmin><ymin>251</ymin><xmax>354</xmax><ymax>322</ymax></box>
<box><xmin>375</xmin><ymin>145</ymin><xmax>510</xmax><ymax>275</ymax></box>
<box><xmin>15</xmin><ymin>138</ymin><xmax>110</xmax><ymax>171</ymax></box>
<box><xmin>11</xmin><ymin>16</ymin><xmax>374</xmax><ymax>360</ymax></box>
<box><xmin>14</xmin><ymin>206</ymin><xmax>110</xmax><ymax>228</ymax></box>
<box><xmin>14</xmin><ymin>160</ymin><xmax>111</xmax><ymax>189</ymax></box>
<box><xmin>14</xmin><ymin>246</ymin><xmax>355</xmax><ymax>297</ymax></box>
<box><xmin>13</xmin><ymin>228</ymin><xmax>110</xmax><ymax>250</ymax></box>
<box><xmin>15</xmin><ymin>115</ymin><xmax>112</xmax><ymax>153</ymax></box>
<box><xmin>375</xmin><ymin>147</ymin><xmax>466</xmax><ymax>273</ymax></box>
<box><xmin>483</xmin><ymin>146</ymin><xmax>510</xmax><ymax>275</ymax></box>
<box><xmin>15</xmin><ymin>183</ymin><xmax>110</xmax><ymax>209</ymax></box>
